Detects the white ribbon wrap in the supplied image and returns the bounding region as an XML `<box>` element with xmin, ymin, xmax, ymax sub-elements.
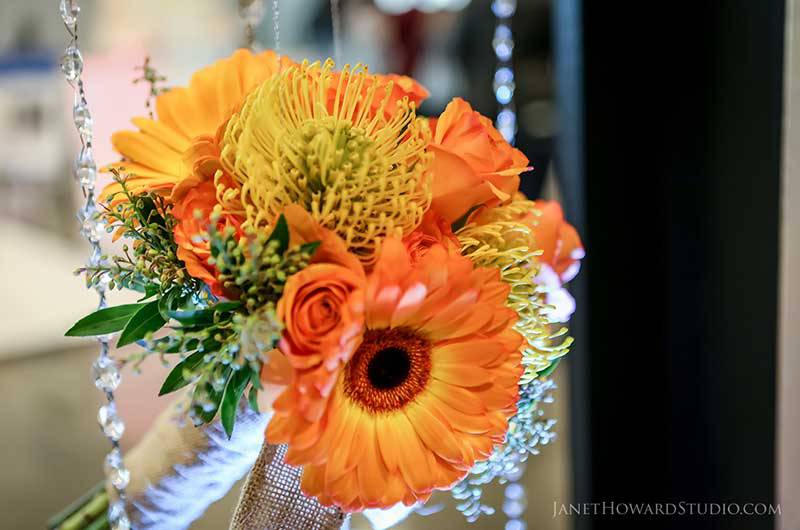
<box><xmin>116</xmin><ymin>398</ymin><xmax>269</xmax><ymax>530</ymax></box>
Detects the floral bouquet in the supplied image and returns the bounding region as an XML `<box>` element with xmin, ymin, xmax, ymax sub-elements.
<box><xmin>56</xmin><ymin>49</ymin><xmax>583</xmax><ymax>529</ymax></box>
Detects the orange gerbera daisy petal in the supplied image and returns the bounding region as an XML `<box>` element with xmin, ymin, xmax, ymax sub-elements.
<box><xmin>100</xmin><ymin>49</ymin><xmax>288</xmax><ymax>201</ymax></box>
<box><xmin>266</xmin><ymin>237</ymin><xmax>523</xmax><ymax>511</ymax></box>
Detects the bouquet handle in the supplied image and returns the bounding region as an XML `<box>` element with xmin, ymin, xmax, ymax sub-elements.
<box><xmin>230</xmin><ymin>443</ymin><xmax>346</xmax><ymax>530</ymax></box>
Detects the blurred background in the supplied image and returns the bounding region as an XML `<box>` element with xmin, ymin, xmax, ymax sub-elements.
<box><xmin>0</xmin><ymin>0</ymin><xmax>796</xmax><ymax>529</ymax></box>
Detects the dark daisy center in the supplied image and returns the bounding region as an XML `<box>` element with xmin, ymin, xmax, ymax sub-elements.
<box><xmin>343</xmin><ymin>328</ymin><xmax>431</xmax><ymax>413</ymax></box>
<box><xmin>367</xmin><ymin>347</ymin><xmax>411</xmax><ymax>389</ymax></box>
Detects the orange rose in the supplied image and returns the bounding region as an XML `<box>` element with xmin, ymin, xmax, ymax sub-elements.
<box><xmin>429</xmin><ymin>97</ymin><xmax>530</xmax><ymax>222</ymax></box>
<box><xmin>529</xmin><ymin>200</ymin><xmax>584</xmax><ymax>284</ymax></box>
<box><xmin>278</xmin><ymin>264</ymin><xmax>364</xmax><ymax>366</ymax></box>
<box><xmin>274</xmin><ymin>205</ymin><xmax>366</xmax><ymax>397</ymax></box>
<box><xmin>402</xmin><ymin>209</ymin><xmax>461</xmax><ymax>262</ymax></box>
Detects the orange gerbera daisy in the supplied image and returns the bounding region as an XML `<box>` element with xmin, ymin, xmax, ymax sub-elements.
<box><xmin>265</xmin><ymin>238</ymin><xmax>523</xmax><ymax>511</ymax></box>
<box><xmin>102</xmin><ymin>49</ymin><xmax>287</xmax><ymax>200</ymax></box>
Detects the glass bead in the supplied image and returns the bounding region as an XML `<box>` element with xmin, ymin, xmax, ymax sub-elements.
<box><xmin>59</xmin><ymin>0</ymin><xmax>80</xmax><ymax>27</ymax></box>
<box><xmin>505</xmin><ymin>483</ymin><xmax>525</xmax><ymax>500</ymax></box>
<box><xmin>505</xmin><ymin>520</ymin><xmax>526</xmax><ymax>530</ymax></box>
<box><xmin>503</xmin><ymin>498</ymin><xmax>526</xmax><ymax>518</ymax></box>
<box><xmin>98</xmin><ymin>404</ymin><xmax>125</xmax><ymax>441</ymax></box>
<box><xmin>60</xmin><ymin>46</ymin><xmax>83</xmax><ymax>82</ymax></box>
<box><xmin>108</xmin><ymin>465</ymin><xmax>130</xmax><ymax>490</ymax></box>
<box><xmin>108</xmin><ymin>501</ymin><xmax>130</xmax><ymax>530</ymax></box>
<box><xmin>104</xmin><ymin>449</ymin><xmax>130</xmax><ymax>490</ymax></box>
<box><xmin>496</xmin><ymin>85</ymin><xmax>514</xmax><ymax>104</ymax></box>
<box><xmin>494</xmin><ymin>66</ymin><xmax>514</xmax><ymax>85</ymax></box>
<box><xmin>492</xmin><ymin>0</ymin><xmax>517</xmax><ymax>18</ymax></box>
<box><xmin>74</xmin><ymin>148</ymin><xmax>97</xmax><ymax>188</ymax></box>
<box><xmin>92</xmin><ymin>356</ymin><xmax>121</xmax><ymax>392</ymax></box>
<box><xmin>111</xmin><ymin>518</ymin><xmax>131</xmax><ymax>530</ymax></box>
<box><xmin>499</xmin><ymin>123</ymin><xmax>516</xmax><ymax>143</ymax></box>
<box><xmin>493</xmin><ymin>25</ymin><xmax>514</xmax><ymax>62</ymax></box>
<box><xmin>88</xmin><ymin>245</ymin><xmax>104</xmax><ymax>268</ymax></box>
<box><xmin>78</xmin><ymin>207</ymin><xmax>105</xmax><ymax>244</ymax></box>
<box><xmin>73</xmin><ymin>101</ymin><xmax>93</xmax><ymax>141</ymax></box>
<box><xmin>497</xmin><ymin>109</ymin><xmax>516</xmax><ymax>127</ymax></box>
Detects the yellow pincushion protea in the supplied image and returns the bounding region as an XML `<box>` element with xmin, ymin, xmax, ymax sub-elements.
<box><xmin>457</xmin><ymin>199</ymin><xmax>572</xmax><ymax>381</ymax></box>
<box><xmin>219</xmin><ymin>60</ymin><xmax>433</xmax><ymax>265</ymax></box>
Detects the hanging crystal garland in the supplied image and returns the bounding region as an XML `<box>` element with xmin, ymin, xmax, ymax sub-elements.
<box><xmin>59</xmin><ymin>1</ymin><xmax>131</xmax><ymax>529</ymax></box>
<box><xmin>492</xmin><ymin>0</ymin><xmax>517</xmax><ymax>144</ymax></box>
<box><xmin>493</xmin><ymin>1</ymin><xmax>534</xmax><ymax>529</ymax></box>
<box><xmin>273</xmin><ymin>0</ymin><xmax>281</xmax><ymax>57</ymax></box>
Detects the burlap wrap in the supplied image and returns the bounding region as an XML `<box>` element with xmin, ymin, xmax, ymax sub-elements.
<box><xmin>230</xmin><ymin>443</ymin><xmax>346</xmax><ymax>530</ymax></box>
<box><xmin>112</xmin><ymin>395</ymin><xmax>345</xmax><ymax>529</ymax></box>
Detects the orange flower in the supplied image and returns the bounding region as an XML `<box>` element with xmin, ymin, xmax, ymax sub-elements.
<box><xmin>326</xmin><ymin>71</ymin><xmax>428</xmax><ymax>119</ymax></box>
<box><xmin>263</xmin><ymin>206</ymin><xmax>366</xmax><ymax>444</ymax></box>
<box><xmin>277</xmin><ymin>262</ymin><xmax>365</xmax><ymax>374</ymax></box>
<box><xmin>266</xmin><ymin>238</ymin><xmax>523</xmax><ymax>511</ymax></box>
<box><xmin>529</xmin><ymin>200</ymin><xmax>584</xmax><ymax>284</ymax></box>
<box><xmin>429</xmin><ymin>97</ymin><xmax>529</xmax><ymax>222</ymax></box>
<box><xmin>171</xmin><ymin>179</ymin><xmax>218</xmax><ymax>290</ymax></box>
<box><xmin>402</xmin><ymin>209</ymin><xmax>461</xmax><ymax>262</ymax></box>
<box><xmin>170</xmin><ymin>137</ymin><xmax>244</xmax><ymax>294</ymax></box>
<box><xmin>276</xmin><ymin>262</ymin><xmax>365</xmax><ymax>414</ymax></box>
<box><xmin>101</xmin><ymin>49</ymin><xmax>287</xmax><ymax>201</ymax></box>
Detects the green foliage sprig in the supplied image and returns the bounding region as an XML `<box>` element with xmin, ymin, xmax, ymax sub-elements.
<box><xmin>208</xmin><ymin>213</ymin><xmax>320</xmax><ymax>312</ymax></box>
<box><xmin>80</xmin><ymin>171</ymin><xmax>201</xmax><ymax>296</ymax></box>
<box><xmin>68</xmin><ymin>198</ymin><xmax>319</xmax><ymax>437</ymax></box>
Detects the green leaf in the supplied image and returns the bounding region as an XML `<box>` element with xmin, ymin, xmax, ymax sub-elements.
<box><xmin>249</xmin><ymin>367</ymin><xmax>263</xmax><ymax>390</ymax></box>
<box><xmin>194</xmin><ymin>379</ymin><xmax>227</xmax><ymax>424</ymax></box>
<box><xmin>268</xmin><ymin>214</ymin><xmax>290</xmax><ymax>254</ymax></box>
<box><xmin>221</xmin><ymin>368</ymin><xmax>251</xmax><ymax>438</ymax></box>
<box><xmin>298</xmin><ymin>240</ymin><xmax>321</xmax><ymax>257</ymax></box>
<box><xmin>247</xmin><ymin>385</ymin><xmax>260</xmax><ymax>413</ymax></box>
<box><xmin>158</xmin><ymin>350</ymin><xmax>205</xmax><ymax>396</ymax></box>
<box><xmin>121</xmin><ymin>276</ymin><xmax>147</xmax><ymax>293</ymax></box>
<box><xmin>157</xmin><ymin>288</ymin><xmax>181</xmax><ymax>321</ymax></box>
<box><xmin>170</xmin><ymin>301</ymin><xmax>242</xmax><ymax>326</ymax></box>
<box><xmin>117</xmin><ymin>300</ymin><xmax>167</xmax><ymax>347</ymax></box>
<box><xmin>451</xmin><ymin>205</ymin><xmax>482</xmax><ymax>233</ymax></box>
<box><xmin>537</xmin><ymin>357</ymin><xmax>562</xmax><ymax>378</ymax></box>
<box><xmin>137</xmin><ymin>283</ymin><xmax>160</xmax><ymax>302</ymax></box>
<box><xmin>65</xmin><ymin>304</ymin><xmax>146</xmax><ymax>337</ymax></box>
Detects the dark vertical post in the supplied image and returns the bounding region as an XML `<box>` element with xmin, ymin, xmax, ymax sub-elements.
<box><xmin>578</xmin><ymin>2</ymin><xmax>782</xmax><ymax>529</ymax></box>
<box><xmin>553</xmin><ymin>2</ymin><xmax>591</xmax><ymax>529</ymax></box>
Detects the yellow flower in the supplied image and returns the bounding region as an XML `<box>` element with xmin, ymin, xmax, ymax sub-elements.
<box><xmin>219</xmin><ymin>60</ymin><xmax>432</xmax><ymax>266</ymax></box>
<box><xmin>457</xmin><ymin>198</ymin><xmax>572</xmax><ymax>381</ymax></box>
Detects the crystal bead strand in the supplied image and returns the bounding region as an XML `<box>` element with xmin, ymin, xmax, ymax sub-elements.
<box><xmin>239</xmin><ymin>0</ymin><xmax>266</xmax><ymax>50</ymax></box>
<box><xmin>59</xmin><ymin>1</ymin><xmax>131</xmax><ymax>529</ymax></box>
<box><xmin>492</xmin><ymin>0</ymin><xmax>517</xmax><ymax>144</ymax></box>
<box><xmin>272</xmin><ymin>0</ymin><xmax>281</xmax><ymax>61</ymax></box>
<box><xmin>492</xmin><ymin>2</ymin><xmax>529</xmax><ymax>528</ymax></box>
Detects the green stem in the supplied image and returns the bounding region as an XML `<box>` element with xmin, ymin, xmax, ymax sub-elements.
<box><xmin>49</xmin><ymin>487</ymin><xmax>109</xmax><ymax>530</ymax></box>
<box><xmin>84</xmin><ymin>513</ymin><xmax>110</xmax><ymax>530</ymax></box>
<box><xmin>46</xmin><ymin>482</ymin><xmax>105</xmax><ymax>530</ymax></box>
